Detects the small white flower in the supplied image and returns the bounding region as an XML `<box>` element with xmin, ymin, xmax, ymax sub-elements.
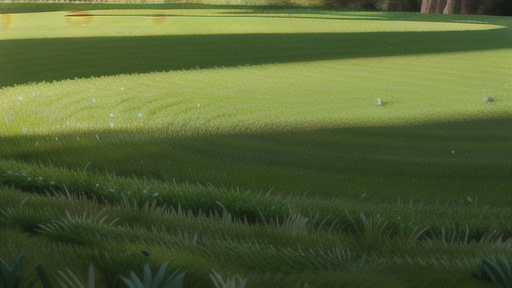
<box><xmin>121</xmin><ymin>87</ymin><xmax>125</xmax><ymax>91</ymax></box>
<box><xmin>377</xmin><ymin>98</ymin><xmax>382</xmax><ymax>105</ymax></box>
<box><xmin>138</xmin><ymin>113</ymin><xmax>142</xmax><ymax>118</ymax></box>
<box><xmin>109</xmin><ymin>122</ymin><xmax>114</xmax><ymax>128</ymax></box>
<box><xmin>153</xmin><ymin>193</ymin><xmax>159</xmax><ymax>197</ymax></box>
<box><xmin>467</xmin><ymin>197</ymin><xmax>472</xmax><ymax>202</ymax></box>
<box><xmin>22</xmin><ymin>126</ymin><xmax>27</xmax><ymax>134</ymax></box>
<box><xmin>110</xmin><ymin>113</ymin><xmax>114</xmax><ymax>117</ymax></box>
<box><xmin>95</xmin><ymin>184</ymin><xmax>99</xmax><ymax>187</ymax></box>
<box><xmin>18</xmin><ymin>96</ymin><xmax>23</xmax><ymax>101</ymax></box>
<box><xmin>92</xmin><ymin>99</ymin><xmax>96</xmax><ymax>103</ymax></box>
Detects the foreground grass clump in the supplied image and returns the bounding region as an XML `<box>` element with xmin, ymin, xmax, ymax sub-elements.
<box><xmin>0</xmin><ymin>183</ymin><xmax>510</xmax><ymax>288</ymax></box>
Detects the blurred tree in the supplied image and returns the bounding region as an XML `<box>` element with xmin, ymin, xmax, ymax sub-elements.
<box><xmin>460</xmin><ymin>0</ymin><xmax>469</xmax><ymax>13</ymax></box>
<box><xmin>443</xmin><ymin>0</ymin><xmax>455</xmax><ymax>14</ymax></box>
<box><xmin>477</xmin><ymin>0</ymin><xmax>495</xmax><ymax>14</ymax></box>
<box><xmin>420</xmin><ymin>0</ymin><xmax>431</xmax><ymax>13</ymax></box>
<box><xmin>434</xmin><ymin>0</ymin><xmax>443</xmax><ymax>14</ymax></box>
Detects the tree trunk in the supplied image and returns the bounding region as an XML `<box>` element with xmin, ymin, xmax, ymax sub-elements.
<box><xmin>460</xmin><ymin>0</ymin><xmax>469</xmax><ymax>14</ymax></box>
<box><xmin>434</xmin><ymin>0</ymin><xmax>443</xmax><ymax>14</ymax></box>
<box><xmin>443</xmin><ymin>0</ymin><xmax>456</xmax><ymax>14</ymax></box>
<box><xmin>477</xmin><ymin>0</ymin><xmax>495</xmax><ymax>14</ymax></box>
<box><xmin>421</xmin><ymin>0</ymin><xmax>433</xmax><ymax>13</ymax></box>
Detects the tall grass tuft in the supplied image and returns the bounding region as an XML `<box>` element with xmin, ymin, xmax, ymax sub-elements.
<box><xmin>474</xmin><ymin>254</ymin><xmax>512</xmax><ymax>288</ymax></box>
<box><xmin>119</xmin><ymin>261</ymin><xmax>186</xmax><ymax>288</ymax></box>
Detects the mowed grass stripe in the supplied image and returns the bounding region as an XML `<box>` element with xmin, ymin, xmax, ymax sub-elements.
<box><xmin>0</xmin><ymin>10</ymin><xmax>505</xmax><ymax>41</ymax></box>
<box><xmin>2</xmin><ymin>49</ymin><xmax>510</xmax><ymax>134</ymax></box>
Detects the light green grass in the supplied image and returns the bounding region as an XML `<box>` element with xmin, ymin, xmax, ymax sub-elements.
<box><xmin>1</xmin><ymin>5</ymin><xmax>511</xmax><ymax>288</ymax></box>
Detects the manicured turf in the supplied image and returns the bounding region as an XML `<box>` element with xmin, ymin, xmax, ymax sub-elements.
<box><xmin>0</xmin><ymin>4</ymin><xmax>511</xmax><ymax>288</ymax></box>
<box><xmin>1</xmin><ymin>9</ymin><xmax>511</xmax><ymax>206</ymax></box>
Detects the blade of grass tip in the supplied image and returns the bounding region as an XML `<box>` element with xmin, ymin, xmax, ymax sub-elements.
<box><xmin>210</xmin><ymin>269</ymin><xmax>226</xmax><ymax>288</ymax></box>
<box><xmin>152</xmin><ymin>261</ymin><xmax>169</xmax><ymax>288</ymax></box>
<box><xmin>237</xmin><ymin>274</ymin><xmax>248</xmax><ymax>288</ymax></box>
<box><xmin>359</xmin><ymin>211</ymin><xmax>367</xmax><ymax>227</ymax></box>
<box><xmin>216</xmin><ymin>201</ymin><xmax>228</xmax><ymax>218</ymax></box>
<box><xmin>120</xmin><ymin>275</ymin><xmax>136</xmax><ymax>288</ymax></box>
<box><xmin>63</xmin><ymin>184</ymin><xmax>72</xmax><ymax>201</ymax></box>
<box><xmin>0</xmin><ymin>208</ymin><xmax>9</xmax><ymax>218</ymax></box>
<box><xmin>84</xmin><ymin>162</ymin><xmax>92</xmax><ymax>174</ymax></box>
<box><xmin>130</xmin><ymin>270</ymin><xmax>143</xmax><ymax>288</ymax></box>
<box><xmin>0</xmin><ymin>257</ymin><xmax>14</xmax><ymax>280</ymax></box>
<box><xmin>464</xmin><ymin>224</ymin><xmax>470</xmax><ymax>245</ymax></box>
<box><xmin>228</xmin><ymin>276</ymin><xmax>236</xmax><ymax>288</ymax></box>
<box><xmin>163</xmin><ymin>267</ymin><xmax>181</xmax><ymax>287</ymax></box>
<box><xmin>484</xmin><ymin>257</ymin><xmax>508</xmax><ymax>285</ymax></box>
<box><xmin>50</xmin><ymin>186</ymin><xmax>59</xmax><ymax>198</ymax></box>
<box><xmin>256</xmin><ymin>207</ymin><xmax>267</xmax><ymax>228</ymax></box>
<box><xmin>499</xmin><ymin>255</ymin><xmax>511</xmax><ymax>274</ymax></box>
<box><xmin>87</xmin><ymin>264</ymin><xmax>95</xmax><ymax>288</ymax></box>
<box><xmin>481</xmin><ymin>262</ymin><xmax>499</xmax><ymax>283</ymax></box>
<box><xmin>143</xmin><ymin>263</ymin><xmax>152</xmax><ymax>288</ymax></box>
<box><xmin>98</xmin><ymin>215</ymin><xmax>109</xmax><ymax>225</ymax></box>
<box><xmin>109</xmin><ymin>218</ymin><xmax>119</xmax><ymax>227</ymax></box>
<box><xmin>209</xmin><ymin>273</ymin><xmax>220</xmax><ymax>288</ymax></box>
<box><xmin>451</xmin><ymin>228</ymin><xmax>456</xmax><ymax>245</ymax></box>
<box><xmin>265</xmin><ymin>188</ymin><xmax>274</xmax><ymax>197</ymax></box>
<box><xmin>11</xmin><ymin>253</ymin><xmax>25</xmax><ymax>277</ymax></box>
<box><xmin>57</xmin><ymin>270</ymin><xmax>77</xmax><ymax>288</ymax></box>
<box><xmin>167</xmin><ymin>271</ymin><xmax>186</xmax><ymax>288</ymax></box>
<box><xmin>344</xmin><ymin>210</ymin><xmax>360</xmax><ymax>235</ymax></box>
<box><xmin>65</xmin><ymin>210</ymin><xmax>73</xmax><ymax>221</ymax></box>
<box><xmin>64</xmin><ymin>267</ymin><xmax>85</xmax><ymax>288</ymax></box>
<box><xmin>56</xmin><ymin>276</ymin><xmax>69</xmax><ymax>288</ymax></box>
<box><xmin>20</xmin><ymin>197</ymin><xmax>28</xmax><ymax>210</ymax></box>
<box><xmin>415</xmin><ymin>226</ymin><xmax>430</xmax><ymax>240</ymax></box>
<box><xmin>318</xmin><ymin>216</ymin><xmax>331</xmax><ymax>231</ymax></box>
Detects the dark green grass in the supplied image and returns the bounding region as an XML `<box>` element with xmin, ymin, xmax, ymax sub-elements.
<box><xmin>2</xmin><ymin>116</ymin><xmax>511</xmax><ymax>209</ymax></box>
<box><xmin>0</xmin><ymin>2</ymin><xmax>262</xmax><ymax>14</ymax></box>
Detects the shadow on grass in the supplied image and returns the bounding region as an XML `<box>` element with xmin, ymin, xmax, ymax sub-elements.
<box><xmin>1</xmin><ymin>115</ymin><xmax>511</xmax><ymax>208</ymax></box>
<box><xmin>0</xmin><ymin>2</ymin><xmax>267</xmax><ymax>14</ymax></box>
<box><xmin>1</xmin><ymin>27</ymin><xmax>511</xmax><ymax>88</ymax></box>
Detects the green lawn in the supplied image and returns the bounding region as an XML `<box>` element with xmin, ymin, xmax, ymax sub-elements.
<box><xmin>0</xmin><ymin>4</ymin><xmax>511</xmax><ymax>288</ymax></box>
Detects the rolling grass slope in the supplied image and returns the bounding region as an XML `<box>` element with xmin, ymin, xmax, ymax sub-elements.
<box><xmin>1</xmin><ymin>5</ymin><xmax>511</xmax><ymax>288</ymax></box>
